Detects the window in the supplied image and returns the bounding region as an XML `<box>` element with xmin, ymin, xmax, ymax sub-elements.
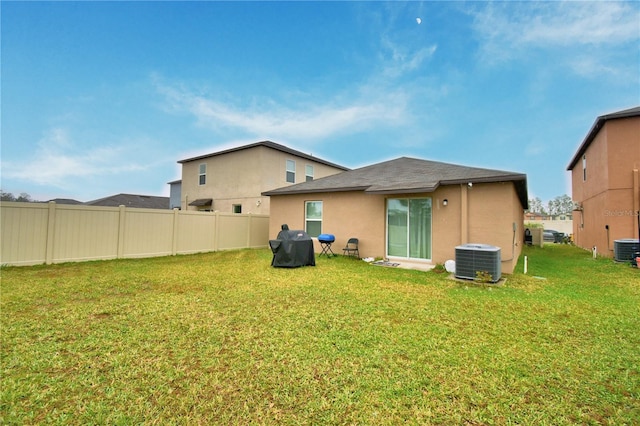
<box><xmin>305</xmin><ymin>201</ymin><xmax>322</xmax><ymax>237</ymax></box>
<box><xmin>582</xmin><ymin>155</ymin><xmax>587</xmax><ymax>181</ymax></box>
<box><xmin>199</xmin><ymin>163</ymin><xmax>207</xmax><ymax>185</ymax></box>
<box><xmin>305</xmin><ymin>165</ymin><xmax>314</xmax><ymax>182</ymax></box>
<box><xmin>286</xmin><ymin>160</ymin><xmax>296</xmax><ymax>183</ymax></box>
<box><xmin>233</xmin><ymin>204</ymin><xmax>242</xmax><ymax>214</ymax></box>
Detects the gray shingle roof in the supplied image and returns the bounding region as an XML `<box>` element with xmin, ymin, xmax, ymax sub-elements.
<box><xmin>567</xmin><ymin>106</ymin><xmax>640</xmax><ymax>170</ymax></box>
<box><xmin>46</xmin><ymin>198</ymin><xmax>84</xmax><ymax>205</ymax></box>
<box><xmin>263</xmin><ymin>157</ymin><xmax>528</xmax><ymax>208</ymax></box>
<box><xmin>85</xmin><ymin>193</ymin><xmax>170</xmax><ymax>209</ymax></box>
<box><xmin>177</xmin><ymin>140</ymin><xmax>349</xmax><ymax>171</ymax></box>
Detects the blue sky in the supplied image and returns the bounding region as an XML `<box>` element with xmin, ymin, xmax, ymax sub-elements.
<box><xmin>2</xmin><ymin>1</ymin><xmax>639</xmax><ymax>204</ymax></box>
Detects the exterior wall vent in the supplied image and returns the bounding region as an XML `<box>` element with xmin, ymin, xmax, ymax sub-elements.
<box><xmin>614</xmin><ymin>239</ymin><xmax>640</xmax><ymax>262</ymax></box>
<box><xmin>455</xmin><ymin>243</ymin><xmax>502</xmax><ymax>282</ymax></box>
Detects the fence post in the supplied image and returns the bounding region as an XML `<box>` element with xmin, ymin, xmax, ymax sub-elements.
<box><xmin>45</xmin><ymin>201</ymin><xmax>56</xmax><ymax>264</ymax></box>
<box><xmin>247</xmin><ymin>213</ymin><xmax>253</xmax><ymax>248</ymax></box>
<box><xmin>213</xmin><ymin>211</ymin><xmax>219</xmax><ymax>252</ymax></box>
<box><xmin>172</xmin><ymin>208</ymin><xmax>179</xmax><ymax>255</ymax></box>
<box><xmin>117</xmin><ymin>205</ymin><xmax>126</xmax><ymax>259</ymax></box>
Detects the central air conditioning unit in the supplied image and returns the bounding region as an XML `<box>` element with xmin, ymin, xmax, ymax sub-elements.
<box><xmin>614</xmin><ymin>239</ymin><xmax>640</xmax><ymax>262</ymax></box>
<box><xmin>455</xmin><ymin>243</ymin><xmax>502</xmax><ymax>282</ymax></box>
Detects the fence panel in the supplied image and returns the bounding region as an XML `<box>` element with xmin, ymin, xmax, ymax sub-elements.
<box><xmin>217</xmin><ymin>213</ymin><xmax>250</xmax><ymax>250</ymax></box>
<box><xmin>0</xmin><ymin>202</ymin><xmax>269</xmax><ymax>266</ymax></box>
<box><xmin>249</xmin><ymin>215</ymin><xmax>271</xmax><ymax>248</ymax></box>
<box><xmin>51</xmin><ymin>204</ymin><xmax>121</xmax><ymax>263</ymax></box>
<box><xmin>122</xmin><ymin>208</ymin><xmax>175</xmax><ymax>258</ymax></box>
<box><xmin>0</xmin><ymin>203</ymin><xmax>49</xmax><ymax>265</ymax></box>
<box><xmin>175</xmin><ymin>211</ymin><xmax>216</xmax><ymax>254</ymax></box>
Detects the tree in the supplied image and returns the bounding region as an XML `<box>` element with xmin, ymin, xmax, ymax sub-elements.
<box><xmin>547</xmin><ymin>194</ymin><xmax>573</xmax><ymax>216</ymax></box>
<box><xmin>1</xmin><ymin>190</ymin><xmax>16</xmax><ymax>201</ymax></box>
<box><xmin>527</xmin><ymin>197</ymin><xmax>547</xmax><ymax>214</ymax></box>
<box><xmin>16</xmin><ymin>193</ymin><xmax>33</xmax><ymax>202</ymax></box>
<box><xmin>0</xmin><ymin>191</ymin><xmax>36</xmax><ymax>202</ymax></box>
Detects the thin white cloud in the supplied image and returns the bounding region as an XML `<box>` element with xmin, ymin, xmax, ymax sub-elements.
<box><xmin>153</xmin><ymin>4</ymin><xmax>441</xmax><ymax>144</ymax></box>
<box><xmin>567</xmin><ymin>55</ymin><xmax>631</xmax><ymax>80</ymax></box>
<box><xmin>473</xmin><ymin>1</ymin><xmax>639</xmax><ymax>48</ymax></box>
<box><xmin>380</xmin><ymin>35</ymin><xmax>438</xmax><ymax>78</ymax></box>
<box><xmin>371</xmin><ymin>4</ymin><xmax>437</xmax><ymax>79</ymax></box>
<box><xmin>154</xmin><ymin>78</ymin><xmax>410</xmax><ymax>142</ymax></box>
<box><xmin>2</xmin><ymin>127</ymin><xmax>149</xmax><ymax>187</ymax></box>
<box><xmin>471</xmin><ymin>1</ymin><xmax>640</xmax><ymax>67</ymax></box>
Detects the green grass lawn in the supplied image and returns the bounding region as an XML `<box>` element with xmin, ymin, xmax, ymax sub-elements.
<box><xmin>1</xmin><ymin>245</ymin><xmax>639</xmax><ymax>425</ymax></box>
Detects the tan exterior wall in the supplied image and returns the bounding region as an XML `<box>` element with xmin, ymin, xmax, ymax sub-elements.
<box><xmin>181</xmin><ymin>145</ymin><xmax>345</xmax><ymax>214</ymax></box>
<box><xmin>268</xmin><ymin>182</ymin><xmax>524</xmax><ymax>274</ymax></box>
<box><xmin>571</xmin><ymin>116</ymin><xmax>640</xmax><ymax>256</ymax></box>
<box><xmin>0</xmin><ymin>202</ymin><xmax>269</xmax><ymax>266</ymax></box>
<box><xmin>269</xmin><ymin>191</ymin><xmax>387</xmax><ymax>260</ymax></box>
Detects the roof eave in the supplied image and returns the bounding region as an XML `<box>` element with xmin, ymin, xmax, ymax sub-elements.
<box><xmin>262</xmin><ymin>186</ymin><xmax>370</xmax><ymax>196</ymax></box>
<box><xmin>441</xmin><ymin>174</ymin><xmax>526</xmax><ymax>186</ymax></box>
<box><xmin>364</xmin><ymin>185</ymin><xmax>439</xmax><ymax>195</ymax></box>
<box><xmin>567</xmin><ymin>117</ymin><xmax>604</xmax><ymax>171</ymax></box>
<box><xmin>567</xmin><ymin>106</ymin><xmax>640</xmax><ymax>171</ymax></box>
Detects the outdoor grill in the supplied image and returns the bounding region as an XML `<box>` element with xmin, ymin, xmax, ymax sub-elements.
<box><xmin>318</xmin><ymin>233</ymin><xmax>336</xmax><ymax>257</ymax></box>
<box><xmin>269</xmin><ymin>226</ymin><xmax>315</xmax><ymax>268</ymax></box>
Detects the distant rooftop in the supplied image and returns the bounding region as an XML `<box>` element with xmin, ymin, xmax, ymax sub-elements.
<box><xmin>46</xmin><ymin>198</ymin><xmax>84</xmax><ymax>205</ymax></box>
<box><xmin>85</xmin><ymin>193</ymin><xmax>170</xmax><ymax>209</ymax></box>
<box><xmin>177</xmin><ymin>140</ymin><xmax>349</xmax><ymax>171</ymax></box>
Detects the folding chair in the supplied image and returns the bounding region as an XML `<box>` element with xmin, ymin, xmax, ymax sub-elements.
<box><xmin>342</xmin><ymin>238</ymin><xmax>359</xmax><ymax>258</ymax></box>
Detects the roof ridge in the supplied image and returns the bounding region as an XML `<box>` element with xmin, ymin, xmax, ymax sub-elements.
<box><xmin>177</xmin><ymin>140</ymin><xmax>349</xmax><ymax>170</ymax></box>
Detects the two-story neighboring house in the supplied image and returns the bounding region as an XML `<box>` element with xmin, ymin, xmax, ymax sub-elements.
<box><xmin>177</xmin><ymin>141</ymin><xmax>349</xmax><ymax>214</ymax></box>
<box><xmin>567</xmin><ymin>106</ymin><xmax>640</xmax><ymax>256</ymax></box>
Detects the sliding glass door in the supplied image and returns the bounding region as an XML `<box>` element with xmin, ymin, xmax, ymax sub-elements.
<box><xmin>387</xmin><ymin>198</ymin><xmax>432</xmax><ymax>260</ymax></box>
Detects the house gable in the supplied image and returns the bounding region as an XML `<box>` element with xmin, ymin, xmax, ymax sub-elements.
<box><xmin>177</xmin><ymin>141</ymin><xmax>349</xmax><ymax>213</ymax></box>
<box><xmin>567</xmin><ymin>106</ymin><xmax>640</xmax><ymax>254</ymax></box>
<box><xmin>178</xmin><ymin>140</ymin><xmax>349</xmax><ymax>171</ymax></box>
<box><xmin>567</xmin><ymin>106</ymin><xmax>640</xmax><ymax>171</ymax></box>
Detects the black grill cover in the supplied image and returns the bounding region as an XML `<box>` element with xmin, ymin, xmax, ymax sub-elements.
<box><xmin>269</xmin><ymin>229</ymin><xmax>315</xmax><ymax>268</ymax></box>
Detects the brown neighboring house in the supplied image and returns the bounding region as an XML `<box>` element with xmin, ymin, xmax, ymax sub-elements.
<box><xmin>524</xmin><ymin>212</ymin><xmax>549</xmax><ymax>221</ymax></box>
<box><xmin>85</xmin><ymin>193</ymin><xmax>170</xmax><ymax>209</ymax></box>
<box><xmin>263</xmin><ymin>157</ymin><xmax>528</xmax><ymax>274</ymax></box>
<box><xmin>567</xmin><ymin>106</ymin><xmax>640</xmax><ymax>256</ymax></box>
<box><xmin>177</xmin><ymin>141</ymin><xmax>349</xmax><ymax>214</ymax></box>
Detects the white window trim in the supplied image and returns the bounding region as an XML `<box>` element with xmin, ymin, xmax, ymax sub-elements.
<box><xmin>305</xmin><ymin>164</ymin><xmax>314</xmax><ymax>182</ymax></box>
<box><xmin>286</xmin><ymin>159</ymin><xmax>296</xmax><ymax>183</ymax></box>
<box><xmin>199</xmin><ymin>163</ymin><xmax>207</xmax><ymax>186</ymax></box>
<box><xmin>385</xmin><ymin>197</ymin><xmax>433</xmax><ymax>261</ymax></box>
<box><xmin>305</xmin><ymin>200</ymin><xmax>322</xmax><ymax>237</ymax></box>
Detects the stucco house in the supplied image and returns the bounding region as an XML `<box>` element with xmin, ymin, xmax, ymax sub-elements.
<box><xmin>167</xmin><ymin>179</ymin><xmax>182</xmax><ymax>209</ymax></box>
<box><xmin>567</xmin><ymin>106</ymin><xmax>640</xmax><ymax>256</ymax></box>
<box><xmin>177</xmin><ymin>141</ymin><xmax>349</xmax><ymax>214</ymax></box>
<box><xmin>263</xmin><ymin>157</ymin><xmax>528</xmax><ymax>274</ymax></box>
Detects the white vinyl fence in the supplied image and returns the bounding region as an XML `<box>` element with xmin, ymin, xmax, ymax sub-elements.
<box><xmin>0</xmin><ymin>202</ymin><xmax>270</xmax><ymax>266</ymax></box>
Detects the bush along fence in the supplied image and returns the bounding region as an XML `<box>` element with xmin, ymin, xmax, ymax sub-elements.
<box><xmin>0</xmin><ymin>201</ymin><xmax>270</xmax><ymax>266</ymax></box>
